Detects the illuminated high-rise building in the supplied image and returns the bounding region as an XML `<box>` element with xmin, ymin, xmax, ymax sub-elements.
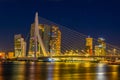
<box><xmin>50</xmin><ymin>26</ymin><xmax>61</xmax><ymax>56</ymax></box>
<box><xmin>94</xmin><ymin>38</ymin><xmax>106</xmax><ymax>56</ymax></box>
<box><xmin>86</xmin><ymin>36</ymin><xmax>93</xmax><ymax>55</ymax></box>
<box><xmin>8</xmin><ymin>52</ymin><xmax>14</xmax><ymax>59</ymax></box>
<box><xmin>42</xmin><ymin>24</ymin><xmax>51</xmax><ymax>54</ymax></box>
<box><xmin>28</xmin><ymin>23</ymin><xmax>40</xmax><ymax>57</ymax></box>
<box><xmin>0</xmin><ymin>52</ymin><xmax>6</xmax><ymax>59</ymax></box>
<box><xmin>28</xmin><ymin>23</ymin><xmax>61</xmax><ymax>57</ymax></box>
<box><xmin>29</xmin><ymin>23</ymin><xmax>50</xmax><ymax>57</ymax></box>
<box><xmin>14</xmin><ymin>34</ymin><xmax>26</xmax><ymax>58</ymax></box>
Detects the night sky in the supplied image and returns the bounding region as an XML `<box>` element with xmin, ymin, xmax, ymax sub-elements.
<box><xmin>0</xmin><ymin>0</ymin><xmax>120</xmax><ymax>51</ymax></box>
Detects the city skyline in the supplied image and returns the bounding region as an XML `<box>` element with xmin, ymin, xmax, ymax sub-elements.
<box><xmin>0</xmin><ymin>0</ymin><xmax>120</xmax><ymax>51</ymax></box>
<box><xmin>13</xmin><ymin>12</ymin><xmax>111</xmax><ymax>58</ymax></box>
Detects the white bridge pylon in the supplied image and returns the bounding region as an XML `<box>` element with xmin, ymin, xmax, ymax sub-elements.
<box><xmin>34</xmin><ymin>12</ymin><xmax>47</xmax><ymax>56</ymax></box>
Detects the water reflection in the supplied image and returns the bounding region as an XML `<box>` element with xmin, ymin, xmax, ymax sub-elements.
<box><xmin>0</xmin><ymin>62</ymin><xmax>119</xmax><ymax>80</ymax></box>
<box><xmin>0</xmin><ymin>64</ymin><xmax>3</xmax><ymax>80</ymax></box>
<box><xmin>96</xmin><ymin>63</ymin><xmax>107</xmax><ymax>80</ymax></box>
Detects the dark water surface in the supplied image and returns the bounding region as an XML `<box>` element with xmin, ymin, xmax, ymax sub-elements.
<box><xmin>0</xmin><ymin>62</ymin><xmax>120</xmax><ymax>80</ymax></box>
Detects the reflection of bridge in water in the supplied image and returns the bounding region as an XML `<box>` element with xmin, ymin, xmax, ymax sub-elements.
<box><xmin>18</xmin><ymin>12</ymin><xmax>120</xmax><ymax>60</ymax></box>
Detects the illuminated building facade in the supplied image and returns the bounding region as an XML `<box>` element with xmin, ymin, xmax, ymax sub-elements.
<box><xmin>14</xmin><ymin>34</ymin><xmax>26</xmax><ymax>58</ymax></box>
<box><xmin>28</xmin><ymin>23</ymin><xmax>49</xmax><ymax>57</ymax></box>
<box><xmin>0</xmin><ymin>52</ymin><xmax>6</xmax><ymax>59</ymax></box>
<box><xmin>94</xmin><ymin>38</ymin><xmax>106</xmax><ymax>56</ymax></box>
<box><xmin>50</xmin><ymin>26</ymin><xmax>61</xmax><ymax>56</ymax></box>
<box><xmin>86</xmin><ymin>37</ymin><xmax>93</xmax><ymax>55</ymax></box>
<box><xmin>8</xmin><ymin>52</ymin><xmax>14</xmax><ymax>59</ymax></box>
<box><xmin>28</xmin><ymin>23</ymin><xmax>40</xmax><ymax>57</ymax></box>
<box><xmin>28</xmin><ymin>23</ymin><xmax>61</xmax><ymax>57</ymax></box>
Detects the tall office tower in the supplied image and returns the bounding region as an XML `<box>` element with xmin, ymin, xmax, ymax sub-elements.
<box><xmin>94</xmin><ymin>45</ymin><xmax>100</xmax><ymax>56</ymax></box>
<box><xmin>43</xmin><ymin>24</ymin><xmax>51</xmax><ymax>54</ymax></box>
<box><xmin>28</xmin><ymin>23</ymin><xmax>50</xmax><ymax>57</ymax></box>
<box><xmin>86</xmin><ymin>36</ymin><xmax>93</xmax><ymax>55</ymax></box>
<box><xmin>94</xmin><ymin>38</ymin><xmax>106</xmax><ymax>56</ymax></box>
<box><xmin>98</xmin><ymin>38</ymin><xmax>106</xmax><ymax>56</ymax></box>
<box><xmin>14</xmin><ymin>34</ymin><xmax>26</xmax><ymax>58</ymax></box>
<box><xmin>29</xmin><ymin>23</ymin><xmax>40</xmax><ymax>57</ymax></box>
<box><xmin>50</xmin><ymin>26</ymin><xmax>61</xmax><ymax>56</ymax></box>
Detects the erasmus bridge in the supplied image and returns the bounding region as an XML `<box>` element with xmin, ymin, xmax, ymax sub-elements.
<box><xmin>16</xmin><ymin>12</ymin><xmax>120</xmax><ymax>61</ymax></box>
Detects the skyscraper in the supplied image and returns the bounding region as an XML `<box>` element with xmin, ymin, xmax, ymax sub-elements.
<box><xmin>94</xmin><ymin>38</ymin><xmax>106</xmax><ymax>56</ymax></box>
<box><xmin>86</xmin><ymin>36</ymin><xmax>93</xmax><ymax>55</ymax></box>
<box><xmin>50</xmin><ymin>26</ymin><xmax>61</xmax><ymax>56</ymax></box>
<box><xmin>14</xmin><ymin>34</ymin><xmax>26</xmax><ymax>58</ymax></box>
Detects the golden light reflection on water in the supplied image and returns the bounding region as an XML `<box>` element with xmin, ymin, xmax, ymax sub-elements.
<box><xmin>0</xmin><ymin>62</ymin><xmax>119</xmax><ymax>80</ymax></box>
<box><xmin>85</xmin><ymin>73</ymin><xmax>95</xmax><ymax>80</ymax></box>
<box><xmin>111</xmin><ymin>72</ymin><xmax>118</xmax><ymax>80</ymax></box>
<box><xmin>110</xmin><ymin>65</ymin><xmax>119</xmax><ymax>71</ymax></box>
<box><xmin>0</xmin><ymin>64</ymin><xmax>3</xmax><ymax>80</ymax></box>
<box><xmin>10</xmin><ymin>62</ymin><xmax>26</xmax><ymax>80</ymax></box>
<box><xmin>47</xmin><ymin>62</ymin><xmax>94</xmax><ymax>80</ymax></box>
<box><xmin>45</xmin><ymin>62</ymin><xmax>120</xmax><ymax>80</ymax></box>
<box><xmin>83</xmin><ymin>62</ymin><xmax>91</xmax><ymax>67</ymax></box>
<box><xmin>29</xmin><ymin>63</ymin><xmax>35</xmax><ymax>80</ymax></box>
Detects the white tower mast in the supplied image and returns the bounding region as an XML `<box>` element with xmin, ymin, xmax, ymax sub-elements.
<box><xmin>34</xmin><ymin>12</ymin><xmax>47</xmax><ymax>57</ymax></box>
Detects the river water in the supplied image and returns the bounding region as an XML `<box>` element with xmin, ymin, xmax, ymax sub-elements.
<box><xmin>0</xmin><ymin>62</ymin><xmax>120</xmax><ymax>80</ymax></box>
